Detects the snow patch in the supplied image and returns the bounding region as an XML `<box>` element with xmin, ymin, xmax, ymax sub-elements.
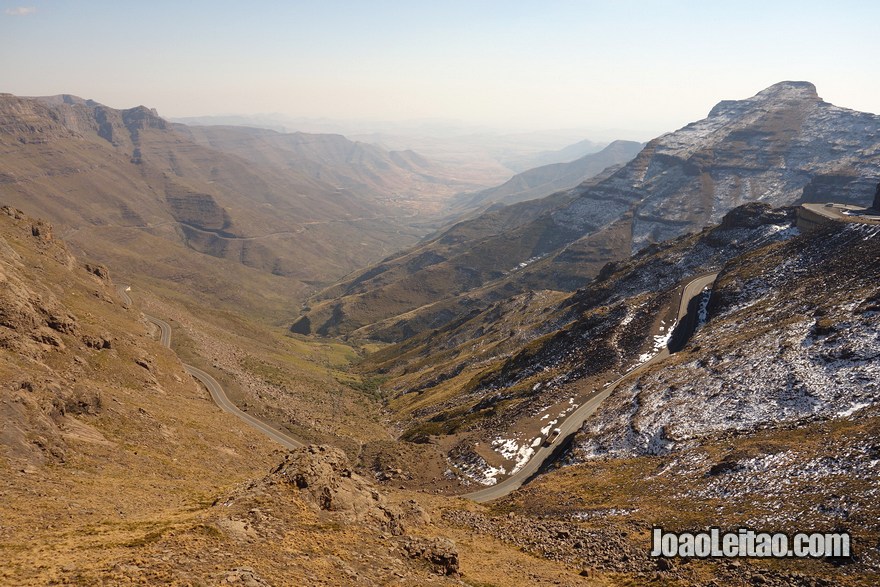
<box><xmin>838</xmin><ymin>401</ymin><xmax>871</xmax><ymax>418</ymax></box>
<box><xmin>540</xmin><ymin>420</ymin><xmax>558</xmax><ymax>436</ymax></box>
<box><xmin>491</xmin><ymin>437</ymin><xmax>538</xmax><ymax>475</ymax></box>
<box><xmin>636</xmin><ymin>327</ymin><xmax>675</xmax><ymax>365</ymax></box>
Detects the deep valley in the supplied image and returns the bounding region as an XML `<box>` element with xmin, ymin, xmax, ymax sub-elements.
<box><xmin>1</xmin><ymin>79</ymin><xmax>879</xmax><ymax>586</ymax></box>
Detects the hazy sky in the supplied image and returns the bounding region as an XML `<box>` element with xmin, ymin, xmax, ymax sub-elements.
<box><xmin>3</xmin><ymin>0</ymin><xmax>879</xmax><ymax>140</ymax></box>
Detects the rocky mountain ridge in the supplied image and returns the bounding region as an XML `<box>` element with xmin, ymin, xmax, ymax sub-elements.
<box><xmin>296</xmin><ymin>81</ymin><xmax>880</xmax><ymax>339</ymax></box>
<box><xmin>583</xmin><ymin>81</ymin><xmax>880</xmax><ymax>249</ymax></box>
<box><xmin>355</xmin><ymin>204</ymin><xmax>804</xmax><ymax>480</ymax></box>
<box><xmin>175</xmin><ymin>123</ymin><xmax>492</xmax><ymax>217</ymax></box>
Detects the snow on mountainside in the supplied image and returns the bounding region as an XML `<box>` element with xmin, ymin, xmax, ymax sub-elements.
<box><xmin>575</xmin><ymin>221</ymin><xmax>880</xmax><ymax>460</ymax></box>
<box><xmin>554</xmin><ymin>81</ymin><xmax>880</xmax><ymax>251</ymax></box>
<box><xmin>357</xmin><ymin>204</ymin><xmax>820</xmax><ymax>487</ymax></box>
<box><xmin>296</xmin><ymin>81</ymin><xmax>880</xmax><ymax>342</ymax></box>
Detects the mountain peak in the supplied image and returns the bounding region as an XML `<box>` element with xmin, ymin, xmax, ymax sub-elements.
<box><xmin>708</xmin><ymin>80</ymin><xmax>821</xmax><ymax>119</ymax></box>
<box><xmin>754</xmin><ymin>80</ymin><xmax>819</xmax><ymax>101</ymax></box>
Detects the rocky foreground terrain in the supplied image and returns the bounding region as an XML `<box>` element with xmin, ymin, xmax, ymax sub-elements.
<box><xmin>4</xmin><ymin>205</ymin><xmax>875</xmax><ymax>586</ymax></box>
<box><xmin>0</xmin><ymin>206</ymin><xmax>696</xmax><ymax>586</ymax></box>
<box><xmin>0</xmin><ymin>207</ymin><xmax>550</xmax><ymax>586</ymax></box>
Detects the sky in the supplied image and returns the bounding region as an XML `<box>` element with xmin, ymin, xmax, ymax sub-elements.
<box><xmin>2</xmin><ymin>0</ymin><xmax>879</xmax><ymax>141</ymax></box>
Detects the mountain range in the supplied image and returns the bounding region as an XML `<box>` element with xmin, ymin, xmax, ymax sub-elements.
<box><xmin>295</xmin><ymin>81</ymin><xmax>880</xmax><ymax>339</ymax></box>
<box><xmin>2</xmin><ymin>81</ymin><xmax>879</xmax><ymax>586</ymax></box>
<box><xmin>0</xmin><ymin>93</ymin><xmax>508</xmax><ymax>320</ymax></box>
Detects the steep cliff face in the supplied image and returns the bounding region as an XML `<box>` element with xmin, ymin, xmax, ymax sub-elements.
<box><xmin>15</xmin><ymin>94</ymin><xmax>168</xmax><ymax>150</ymax></box>
<box><xmin>0</xmin><ymin>93</ymin><xmax>441</xmax><ymax>316</ymax></box>
<box><xmin>0</xmin><ymin>95</ymin><xmax>71</xmax><ymax>144</ymax></box>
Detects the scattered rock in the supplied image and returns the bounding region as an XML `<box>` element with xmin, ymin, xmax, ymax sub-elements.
<box><xmin>83</xmin><ymin>263</ymin><xmax>110</xmax><ymax>281</ymax></box>
<box><xmin>32</xmin><ymin>326</ymin><xmax>64</xmax><ymax>348</ymax></box>
<box><xmin>399</xmin><ymin>499</ymin><xmax>431</xmax><ymax>527</ymax></box>
<box><xmin>52</xmin><ymin>387</ymin><xmax>102</xmax><ymax>418</ymax></box>
<box><xmin>1</xmin><ymin>206</ymin><xmax>25</xmax><ymax>220</ymax></box>
<box><xmin>82</xmin><ymin>333</ymin><xmax>112</xmax><ymax>349</ymax></box>
<box><xmin>46</xmin><ymin>310</ymin><xmax>77</xmax><ymax>334</ymax></box>
<box><xmin>707</xmin><ymin>458</ymin><xmax>744</xmax><ymax>476</ymax></box>
<box><xmin>31</xmin><ymin>223</ymin><xmax>50</xmax><ymax>239</ymax></box>
<box><xmin>219</xmin><ymin>567</ymin><xmax>270</xmax><ymax>586</ymax></box>
<box><xmin>401</xmin><ymin>536</ymin><xmax>459</xmax><ymax>576</ymax></box>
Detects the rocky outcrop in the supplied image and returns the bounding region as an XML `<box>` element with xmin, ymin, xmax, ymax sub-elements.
<box><xmin>874</xmin><ymin>181</ymin><xmax>880</xmax><ymax>211</ymax></box>
<box><xmin>165</xmin><ymin>191</ymin><xmax>233</xmax><ymax>234</ymax></box>
<box><xmin>237</xmin><ymin>445</ymin><xmax>405</xmax><ymax>535</ymax></box>
<box><xmin>717</xmin><ymin>201</ymin><xmax>792</xmax><ymax>230</ymax></box>
<box><xmin>401</xmin><ymin>536</ymin><xmax>459</xmax><ymax>576</ymax></box>
<box><xmin>0</xmin><ymin>214</ymin><xmax>80</xmax><ymax>355</ymax></box>
<box><xmin>0</xmin><ymin>208</ymin><xmax>121</xmax><ymax>468</ymax></box>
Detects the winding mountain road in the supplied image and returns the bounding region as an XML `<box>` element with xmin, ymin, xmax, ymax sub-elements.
<box><xmin>463</xmin><ymin>272</ymin><xmax>718</xmax><ymax>502</ymax></box>
<box><xmin>118</xmin><ymin>270</ymin><xmax>715</xmax><ymax>501</ymax></box>
<box><xmin>118</xmin><ymin>286</ymin><xmax>303</xmax><ymax>451</ymax></box>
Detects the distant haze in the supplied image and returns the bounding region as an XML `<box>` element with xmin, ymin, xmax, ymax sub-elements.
<box><xmin>2</xmin><ymin>1</ymin><xmax>879</xmax><ymax>140</ymax></box>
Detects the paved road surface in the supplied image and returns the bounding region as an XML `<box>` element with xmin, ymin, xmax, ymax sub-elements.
<box><xmin>118</xmin><ymin>286</ymin><xmax>302</xmax><ymax>451</ymax></box>
<box><xmin>802</xmin><ymin>203</ymin><xmax>880</xmax><ymax>224</ymax></box>
<box><xmin>181</xmin><ymin>362</ymin><xmax>303</xmax><ymax>450</ymax></box>
<box><xmin>463</xmin><ymin>272</ymin><xmax>718</xmax><ymax>502</ymax></box>
<box><xmin>116</xmin><ymin>270</ymin><xmax>716</xmax><ymax>498</ymax></box>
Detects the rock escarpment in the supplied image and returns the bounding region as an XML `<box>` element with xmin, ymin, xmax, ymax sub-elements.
<box><xmin>555</xmin><ymin>81</ymin><xmax>880</xmax><ymax>250</ymax></box>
